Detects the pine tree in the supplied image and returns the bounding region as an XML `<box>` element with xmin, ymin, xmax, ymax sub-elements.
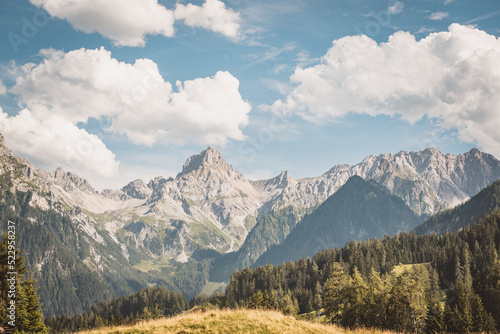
<box><xmin>386</xmin><ymin>270</ymin><xmax>425</xmax><ymax>332</ymax></box>
<box><xmin>444</xmin><ymin>284</ymin><xmax>473</xmax><ymax>333</ymax></box>
<box><xmin>470</xmin><ymin>293</ymin><xmax>497</xmax><ymax>332</ymax></box>
<box><xmin>261</xmin><ymin>290</ymin><xmax>278</xmax><ymax>310</ymax></box>
<box><xmin>323</xmin><ymin>262</ymin><xmax>348</xmax><ymax>324</ymax></box>
<box><xmin>153</xmin><ymin>303</ymin><xmax>162</xmax><ymax>319</ymax></box>
<box><xmin>116</xmin><ymin>313</ymin><xmax>124</xmax><ymax>326</ymax></box>
<box><xmin>0</xmin><ymin>233</ymin><xmax>47</xmax><ymax>333</ymax></box>
<box><xmin>425</xmin><ymin>302</ymin><xmax>445</xmax><ymax>334</ymax></box>
<box><xmin>280</xmin><ymin>293</ymin><xmax>297</xmax><ymax>315</ymax></box>
<box><xmin>139</xmin><ymin>306</ymin><xmax>151</xmax><ymax>320</ymax></box>
<box><xmin>474</xmin><ymin>261</ymin><xmax>500</xmax><ymax>328</ymax></box>
<box><xmin>248</xmin><ymin>290</ymin><xmax>264</xmax><ymax>309</ymax></box>
<box><xmin>312</xmin><ymin>281</ymin><xmax>322</xmax><ymax>310</ymax></box>
<box><xmin>341</xmin><ymin>267</ymin><xmax>367</xmax><ymax>328</ymax></box>
<box><xmin>22</xmin><ymin>273</ymin><xmax>47</xmax><ymax>333</ymax></box>
<box><xmin>364</xmin><ymin>268</ymin><xmax>388</xmax><ymax>328</ymax></box>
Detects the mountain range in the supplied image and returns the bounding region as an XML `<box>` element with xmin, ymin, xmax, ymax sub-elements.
<box><xmin>413</xmin><ymin>179</ymin><xmax>500</xmax><ymax>235</ymax></box>
<box><xmin>254</xmin><ymin>176</ymin><xmax>422</xmax><ymax>266</ymax></box>
<box><xmin>1</xmin><ymin>131</ymin><xmax>500</xmax><ymax>315</ymax></box>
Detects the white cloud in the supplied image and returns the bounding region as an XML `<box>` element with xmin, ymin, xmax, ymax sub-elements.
<box><xmin>6</xmin><ymin>47</ymin><xmax>250</xmax><ymax>181</ymax></box>
<box><xmin>0</xmin><ymin>81</ymin><xmax>6</xmax><ymax>95</ymax></box>
<box><xmin>11</xmin><ymin>47</ymin><xmax>250</xmax><ymax>146</ymax></box>
<box><xmin>30</xmin><ymin>0</ymin><xmax>174</xmax><ymax>47</ymax></box>
<box><xmin>174</xmin><ymin>0</ymin><xmax>241</xmax><ymax>39</ymax></box>
<box><xmin>29</xmin><ymin>0</ymin><xmax>241</xmax><ymax>46</ymax></box>
<box><xmin>264</xmin><ymin>24</ymin><xmax>500</xmax><ymax>158</ymax></box>
<box><xmin>444</xmin><ymin>0</ymin><xmax>455</xmax><ymax>4</ymax></box>
<box><xmin>388</xmin><ymin>1</ymin><xmax>404</xmax><ymax>14</ymax></box>
<box><xmin>244</xmin><ymin>43</ymin><xmax>296</xmax><ymax>68</ymax></box>
<box><xmin>415</xmin><ymin>26</ymin><xmax>435</xmax><ymax>35</ymax></box>
<box><xmin>0</xmin><ymin>108</ymin><xmax>119</xmax><ymax>179</ymax></box>
<box><xmin>465</xmin><ymin>10</ymin><xmax>500</xmax><ymax>24</ymax></box>
<box><xmin>294</xmin><ymin>50</ymin><xmax>320</xmax><ymax>67</ymax></box>
<box><xmin>429</xmin><ymin>12</ymin><xmax>449</xmax><ymax>20</ymax></box>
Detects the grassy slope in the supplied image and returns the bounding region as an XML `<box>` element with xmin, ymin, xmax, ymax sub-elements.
<box><xmin>77</xmin><ymin>309</ymin><xmax>395</xmax><ymax>334</ymax></box>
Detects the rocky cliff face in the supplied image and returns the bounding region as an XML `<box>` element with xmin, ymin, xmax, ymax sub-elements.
<box><xmin>259</xmin><ymin>148</ymin><xmax>500</xmax><ymax>217</ymax></box>
<box><xmin>140</xmin><ymin>147</ymin><xmax>263</xmax><ymax>256</ymax></box>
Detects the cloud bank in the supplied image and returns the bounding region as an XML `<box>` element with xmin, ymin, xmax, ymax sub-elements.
<box><xmin>29</xmin><ymin>0</ymin><xmax>241</xmax><ymax>46</ymax></box>
<box><xmin>265</xmin><ymin>24</ymin><xmax>500</xmax><ymax>157</ymax></box>
<box><xmin>0</xmin><ymin>108</ymin><xmax>119</xmax><ymax>179</ymax></box>
<box><xmin>2</xmin><ymin>47</ymin><xmax>251</xmax><ymax>179</ymax></box>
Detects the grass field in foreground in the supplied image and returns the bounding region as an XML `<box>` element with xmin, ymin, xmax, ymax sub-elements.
<box><xmin>77</xmin><ymin>308</ymin><xmax>396</xmax><ymax>334</ymax></box>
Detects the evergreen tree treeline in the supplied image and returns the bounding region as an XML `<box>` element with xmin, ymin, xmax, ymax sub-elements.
<box><xmin>0</xmin><ymin>233</ymin><xmax>48</xmax><ymax>333</ymax></box>
<box><xmin>45</xmin><ymin>286</ymin><xmax>188</xmax><ymax>333</ymax></box>
<box><xmin>224</xmin><ymin>211</ymin><xmax>500</xmax><ymax>332</ymax></box>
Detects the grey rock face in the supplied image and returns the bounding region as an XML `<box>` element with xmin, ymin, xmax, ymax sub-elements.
<box><xmin>122</xmin><ymin>179</ymin><xmax>152</xmax><ymax>199</ymax></box>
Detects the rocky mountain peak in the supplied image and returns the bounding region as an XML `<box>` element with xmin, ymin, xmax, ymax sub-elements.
<box><xmin>52</xmin><ymin>167</ymin><xmax>97</xmax><ymax>195</ymax></box>
<box><xmin>423</xmin><ymin>147</ymin><xmax>441</xmax><ymax>155</ymax></box>
<box><xmin>464</xmin><ymin>147</ymin><xmax>485</xmax><ymax>160</ymax></box>
<box><xmin>121</xmin><ymin>179</ymin><xmax>152</xmax><ymax>199</ymax></box>
<box><xmin>148</xmin><ymin>176</ymin><xmax>168</xmax><ymax>190</ymax></box>
<box><xmin>0</xmin><ymin>133</ymin><xmax>14</xmax><ymax>157</ymax></box>
<box><xmin>271</xmin><ymin>170</ymin><xmax>294</xmax><ymax>187</ymax></box>
<box><xmin>176</xmin><ymin>146</ymin><xmax>231</xmax><ymax>178</ymax></box>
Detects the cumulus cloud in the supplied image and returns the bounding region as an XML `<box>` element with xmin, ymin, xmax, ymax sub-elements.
<box><xmin>30</xmin><ymin>0</ymin><xmax>174</xmax><ymax>46</ymax></box>
<box><xmin>174</xmin><ymin>0</ymin><xmax>241</xmax><ymax>39</ymax></box>
<box><xmin>11</xmin><ymin>47</ymin><xmax>250</xmax><ymax>146</ymax></box>
<box><xmin>6</xmin><ymin>47</ymin><xmax>250</xmax><ymax>179</ymax></box>
<box><xmin>264</xmin><ymin>24</ymin><xmax>500</xmax><ymax>158</ymax></box>
<box><xmin>388</xmin><ymin>2</ymin><xmax>404</xmax><ymax>14</ymax></box>
<box><xmin>0</xmin><ymin>81</ymin><xmax>6</xmax><ymax>95</ymax></box>
<box><xmin>429</xmin><ymin>12</ymin><xmax>449</xmax><ymax>20</ymax></box>
<box><xmin>29</xmin><ymin>0</ymin><xmax>241</xmax><ymax>46</ymax></box>
<box><xmin>0</xmin><ymin>108</ymin><xmax>119</xmax><ymax>179</ymax></box>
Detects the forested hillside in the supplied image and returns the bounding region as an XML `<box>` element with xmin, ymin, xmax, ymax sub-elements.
<box><xmin>0</xmin><ymin>186</ymin><xmax>117</xmax><ymax>316</ymax></box>
<box><xmin>255</xmin><ymin>176</ymin><xmax>422</xmax><ymax>266</ymax></box>
<box><xmin>414</xmin><ymin>179</ymin><xmax>500</xmax><ymax>235</ymax></box>
<box><xmin>225</xmin><ymin>211</ymin><xmax>500</xmax><ymax>332</ymax></box>
<box><xmin>210</xmin><ymin>206</ymin><xmax>308</xmax><ymax>281</ymax></box>
<box><xmin>45</xmin><ymin>287</ymin><xmax>188</xmax><ymax>333</ymax></box>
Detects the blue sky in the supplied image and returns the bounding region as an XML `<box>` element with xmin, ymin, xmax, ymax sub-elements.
<box><xmin>0</xmin><ymin>0</ymin><xmax>499</xmax><ymax>189</ymax></box>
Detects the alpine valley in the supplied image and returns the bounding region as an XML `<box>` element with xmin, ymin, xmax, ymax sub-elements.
<box><xmin>1</xmin><ymin>131</ymin><xmax>500</xmax><ymax>317</ymax></box>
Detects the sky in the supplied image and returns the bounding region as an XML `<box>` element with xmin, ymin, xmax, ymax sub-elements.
<box><xmin>0</xmin><ymin>0</ymin><xmax>499</xmax><ymax>190</ymax></box>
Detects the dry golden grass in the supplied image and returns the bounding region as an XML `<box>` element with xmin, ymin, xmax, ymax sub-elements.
<box><xmin>77</xmin><ymin>308</ymin><xmax>397</xmax><ymax>334</ymax></box>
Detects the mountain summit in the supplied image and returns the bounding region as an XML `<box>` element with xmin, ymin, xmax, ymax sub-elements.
<box><xmin>177</xmin><ymin>146</ymin><xmax>230</xmax><ymax>178</ymax></box>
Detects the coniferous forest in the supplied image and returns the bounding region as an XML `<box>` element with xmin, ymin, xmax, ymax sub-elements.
<box><xmin>224</xmin><ymin>211</ymin><xmax>500</xmax><ymax>332</ymax></box>
<box><xmin>44</xmin><ymin>287</ymin><xmax>188</xmax><ymax>333</ymax></box>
